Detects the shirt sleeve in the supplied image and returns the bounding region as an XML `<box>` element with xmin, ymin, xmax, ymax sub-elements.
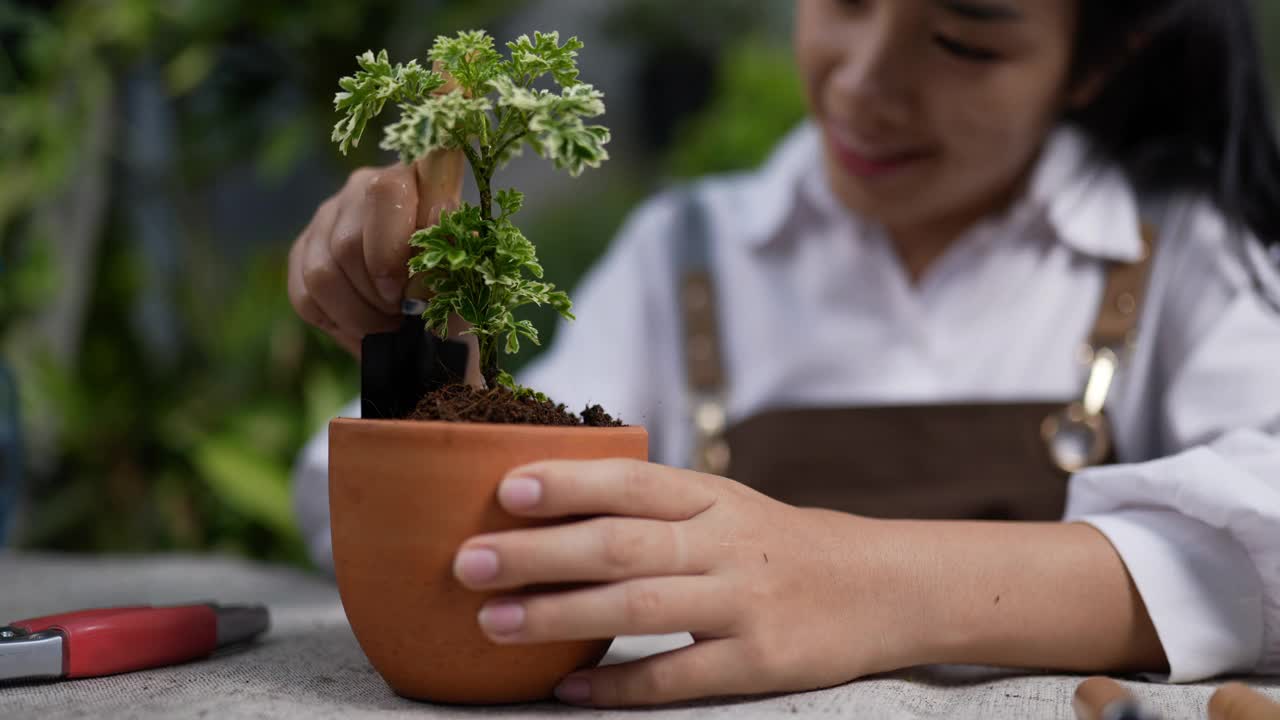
<box><xmin>1064</xmin><ymin>200</ymin><xmax>1280</xmax><ymax>680</ymax></box>
<box><xmin>516</xmin><ymin>192</ymin><xmax>682</xmax><ymax>443</ymax></box>
<box><xmin>289</xmin><ymin>194</ymin><xmax>684</xmax><ymax>574</ymax></box>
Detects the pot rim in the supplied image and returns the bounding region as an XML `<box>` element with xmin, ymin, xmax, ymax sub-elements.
<box><xmin>330</xmin><ymin>416</ymin><xmax>645</xmax><ymax>437</ymax></box>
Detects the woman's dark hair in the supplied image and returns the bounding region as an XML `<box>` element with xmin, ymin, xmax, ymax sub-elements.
<box><xmin>1068</xmin><ymin>0</ymin><xmax>1280</xmax><ymax>252</ymax></box>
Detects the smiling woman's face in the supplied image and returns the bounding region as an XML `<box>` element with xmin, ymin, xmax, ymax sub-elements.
<box><xmin>795</xmin><ymin>0</ymin><xmax>1080</xmax><ymax>239</ymax></box>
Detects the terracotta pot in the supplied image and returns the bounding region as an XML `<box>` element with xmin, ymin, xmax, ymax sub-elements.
<box><xmin>329</xmin><ymin>418</ymin><xmax>648</xmax><ymax>704</ymax></box>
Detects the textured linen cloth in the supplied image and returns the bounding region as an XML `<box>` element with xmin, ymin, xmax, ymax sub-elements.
<box><xmin>1</xmin><ymin>552</ymin><xmax>1275</xmax><ymax>719</ymax></box>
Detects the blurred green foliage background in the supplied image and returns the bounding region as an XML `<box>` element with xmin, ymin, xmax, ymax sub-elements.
<box><xmin>3</xmin><ymin>0</ymin><xmax>1279</xmax><ymax>567</ymax></box>
<box><xmin>0</xmin><ymin>0</ymin><xmax>803</xmax><ymax>564</ymax></box>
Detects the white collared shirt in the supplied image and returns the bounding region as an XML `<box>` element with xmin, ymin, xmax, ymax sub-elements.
<box><xmin>293</xmin><ymin>122</ymin><xmax>1280</xmax><ymax>681</ymax></box>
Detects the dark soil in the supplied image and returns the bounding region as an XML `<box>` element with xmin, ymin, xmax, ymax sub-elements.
<box><xmin>580</xmin><ymin>404</ymin><xmax>621</xmax><ymax>427</ymax></box>
<box><xmin>409</xmin><ymin>384</ymin><xmax>623</xmax><ymax>427</ymax></box>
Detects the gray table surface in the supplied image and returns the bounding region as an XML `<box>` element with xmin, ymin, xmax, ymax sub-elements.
<box><xmin>0</xmin><ymin>551</ymin><xmax>1275</xmax><ymax>719</ymax></box>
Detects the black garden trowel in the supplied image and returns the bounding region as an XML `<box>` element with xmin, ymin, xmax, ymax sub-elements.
<box><xmin>360</xmin><ymin>299</ymin><xmax>470</xmax><ymax>420</ymax></box>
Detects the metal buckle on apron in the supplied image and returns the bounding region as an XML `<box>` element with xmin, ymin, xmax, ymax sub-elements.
<box><xmin>1041</xmin><ymin>343</ymin><xmax>1124</xmax><ymax>474</ymax></box>
<box><xmin>1041</xmin><ymin>219</ymin><xmax>1156</xmax><ymax>475</ymax></box>
<box><xmin>691</xmin><ymin>392</ymin><xmax>731</xmax><ymax>476</ymax></box>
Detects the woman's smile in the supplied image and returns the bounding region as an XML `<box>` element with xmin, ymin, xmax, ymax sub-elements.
<box><xmin>823</xmin><ymin>122</ymin><xmax>938</xmax><ymax>180</ymax></box>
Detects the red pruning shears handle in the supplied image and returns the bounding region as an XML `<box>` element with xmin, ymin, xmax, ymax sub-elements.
<box><xmin>2</xmin><ymin>603</ymin><xmax>267</xmax><ymax>682</ymax></box>
<box><xmin>10</xmin><ymin>605</ymin><xmax>218</xmax><ymax>679</ymax></box>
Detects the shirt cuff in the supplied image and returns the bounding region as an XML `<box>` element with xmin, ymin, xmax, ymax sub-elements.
<box><xmin>290</xmin><ymin>397</ymin><xmax>358</xmax><ymax>576</ymax></box>
<box><xmin>1074</xmin><ymin>509</ymin><xmax>1265</xmax><ymax>682</ymax></box>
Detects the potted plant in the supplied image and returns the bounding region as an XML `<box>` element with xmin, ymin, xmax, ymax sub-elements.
<box><xmin>325</xmin><ymin>30</ymin><xmax>647</xmax><ymax>704</ymax></box>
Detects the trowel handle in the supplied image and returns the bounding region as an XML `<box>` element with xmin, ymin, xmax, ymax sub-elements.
<box><xmin>396</xmin><ymin>149</ymin><xmax>464</xmax><ymax>308</ymax></box>
<box><xmin>411</xmin><ymin>149</ymin><xmax>466</xmax><ymax>233</ymax></box>
<box><xmin>409</xmin><ymin>62</ymin><xmax>465</xmax><ymax>230</ymax></box>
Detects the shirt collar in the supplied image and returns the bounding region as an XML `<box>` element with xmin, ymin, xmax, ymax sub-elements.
<box><xmin>733</xmin><ymin>121</ymin><xmax>1147</xmax><ymax>263</ymax></box>
<box><xmin>727</xmin><ymin>121</ymin><xmax>826</xmax><ymax>249</ymax></box>
<box><xmin>1020</xmin><ymin>125</ymin><xmax>1146</xmax><ymax>263</ymax></box>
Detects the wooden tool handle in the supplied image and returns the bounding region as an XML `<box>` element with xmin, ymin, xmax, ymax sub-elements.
<box><xmin>1210</xmin><ymin>683</ymin><xmax>1280</xmax><ymax>720</ymax></box>
<box><xmin>1074</xmin><ymin>677</ymin><xmax>1156</xmax><ymax>720</ymax></box>
<box><xmin>411</xmin><ymin>148</ymin><xmax>465</xmax><ymax>230</ymax></box>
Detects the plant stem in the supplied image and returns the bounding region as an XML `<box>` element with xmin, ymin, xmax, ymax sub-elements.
<box><xmin>492</xmin><ymin>131</ymin><xmax>527</xmax><ymax>170</ymax></box>
<box><xmin>477</xmin><ymin>172</ymin><xmax>496</xmax><ymax>384</ymax></box>
<box><xmin>479</xmin><ymin>178</ymin><xmax>493</xmax><ymax>224</ymax></box>
<box><xmin>464</xmin><ymin>133</ymin><xmax>498</xmax><ymax>384</ymax></box>
<box><xmin>456</xmin><ymin>130</ymin><xmax>493</xmax><ymax>224</ymax></box>
<box><xmin>480</xmin><ymin>345</ymin><xmax>500</xmax><ymax>389</ymax></box>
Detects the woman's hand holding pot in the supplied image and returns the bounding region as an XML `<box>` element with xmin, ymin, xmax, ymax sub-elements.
<box><xmin>452</xmin><ymin>458</ymin><xmax>1173</xmax><ymax>707</ymax></box>
<box><xmin>451</xmin><ymin>459</ymin><xmax>921</xmax><ymax>707</ymax></box>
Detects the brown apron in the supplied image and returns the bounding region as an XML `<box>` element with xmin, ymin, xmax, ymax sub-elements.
<box><xmin>675</xmin><ymin>191</ymin><xmax>1156</xmax><ymax>522</ymax></box>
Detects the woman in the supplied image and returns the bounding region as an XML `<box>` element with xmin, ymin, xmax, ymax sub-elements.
<box><xmin>288</xmin><ymin>0</ymin><xmax>1280</xmax><ymax>707</ymax></box>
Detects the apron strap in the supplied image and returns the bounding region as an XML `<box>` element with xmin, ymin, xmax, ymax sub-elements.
<box><xmin>674</xmin><ymin>188</ymin><xmax>731</xmax><ymax>474</ymax></box>
<box><xmin>1042</xmin><ymin>224</ymin><xmax>1158</xmax><ymax>472</ymax></box>
<box><xmin>1088</xmin><ymin>224</ymin><xmax>1158</xmax><ymax>352</ymax></box>
<box><xmin>677</xmin><ymin>189</ymin><xmax>725</xmax><ymax>393</ymax></box>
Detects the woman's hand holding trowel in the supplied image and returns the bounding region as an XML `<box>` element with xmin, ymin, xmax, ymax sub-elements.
<box><xmin>287</xmin><ymin>148</ymin><xmax>465</xmax><ymax>358</ymax></box>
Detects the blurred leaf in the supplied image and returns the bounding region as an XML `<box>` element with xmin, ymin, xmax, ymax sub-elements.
<box><xmin>305</xmin><ymin>365</ymin><xmax>350</xmax><ymax>432</ymax></box>
<box><xmin>226</xmin><ymin>405</ymin><xmax>295</xmax><ymax>457</ymax></box>
<box><xmin>154</xmin><ymin>470</ymin><xmax>202</xmax><ymax>548</ymax></box>
<box><xmin>666</xmin><ymin>38</ymin><xmax>807</xmax><ymax>178</ymax></box>
<box><xmin>165</xmin><ymin>44</ymin><xmax>215</xmax><ymax>95</ymax></box>
<box><xmin>192</xmin><ymin>436</ymin><xmax>297</xmax><ymax>538</ymax></box>
<box><xmin>602</xmin><ymin>0</ymin><xmax>788</xmax><ymax>53</ymax></box>
<box><xmin>256</xmin><ymin>115</ymin><xmax>312</xmax><ymax>180</ymax></box>
<box><xmin>23</xmin><ymin>477</ymin><xmax>99</xmax><ymax>547</ymax></box>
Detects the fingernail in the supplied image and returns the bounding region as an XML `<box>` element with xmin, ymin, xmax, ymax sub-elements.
<box><xmin>498</xmin><ymin>477</ymin><xmax>542</xmax><ymax>510</ymax></box>
<box><xmin>478</xmin><ymin>600</ymin><xmax>525</xmax><ymax>635</ymax></box>
<box><xmin>375</xmin><ymin>276</ymin><xmax>401</xmax><ymax>306</ymax></box>
<box><xmin>554</xmin><ymin>676</ymin><xmax>591</xmax><ymax>704</ymax></box>
<box><xmin>455</xmin><ymin>548</ymin><xmax>499</xmax><ymax>584</ymax></box>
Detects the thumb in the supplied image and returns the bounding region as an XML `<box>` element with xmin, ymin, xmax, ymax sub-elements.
<box><xmin>362</xmin><ymin>149</ymin><xmax>465</xmax><ymax>308</ymax></box>
<box><xmin>362</xmin><ymin>162</ymin><xmax>420</xmax><ymax>307</ymax></box>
